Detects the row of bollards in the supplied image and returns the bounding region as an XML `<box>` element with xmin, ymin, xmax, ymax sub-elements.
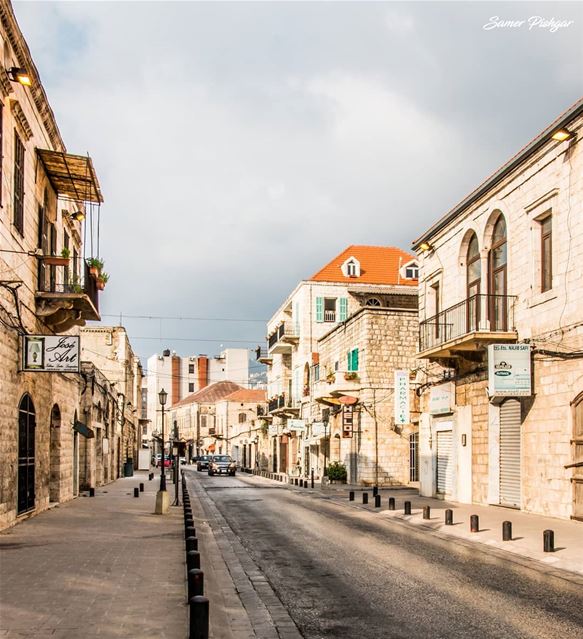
<box><xmin>182</xmin><ymin>473</ymin><xmax>210</xmax><ymax>639</ymax></box>
<box><xmin>350</xmin><ymin>490</ymin><xmax>558</xmax><ymax>552</ymax></box>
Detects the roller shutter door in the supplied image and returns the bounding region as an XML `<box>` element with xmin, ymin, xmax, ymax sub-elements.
<box><xmin>499</xmin><ymin>399</ymin><xmax>521</xmax><ymax>508</ymax></box>
<box><xmin>436</xmin><ymin>430</ymin><xmax>453</xmax><ymax>495</ymax></box>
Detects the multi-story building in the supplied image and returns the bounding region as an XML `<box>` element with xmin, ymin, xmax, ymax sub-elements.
<box><xmin>259</xmin><ymin>245</ymin><xmax>419</xmax><ymax>483</ymax></box>
<box><xmin>145</xmin><ymin>348</ymin><xmax>249</xmax><ymax>434</ymax></box>
<box><xmin>413</xmin><ymin>98</ymin><xmax>583</xmax><ymax>520</ymax></box>
<box><xmin>0</xmin><ymin>1</ymin><xmax>105</xmax><ymax>530</ymax></box>
<box><xmin>80</xmin><ymin>327</ymin><xmax>143</xmax><ymax>474</ymax></box>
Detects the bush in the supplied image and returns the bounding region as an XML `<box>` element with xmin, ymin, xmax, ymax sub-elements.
<box><xmin>326</xmin><ymin>461</ymin><xmax>347</xmax><ymax>481</ymax></box>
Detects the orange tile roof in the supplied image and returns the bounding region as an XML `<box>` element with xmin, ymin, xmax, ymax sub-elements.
<box><xmin>223</xmin><ymin>389</ymin><xmax>267</xmax><ymax>403</ymax></box>
<box><xmin>309</xmin><ymin>245</ymin><xmax>417</xmax><ymax>286</ymax></box>
<box><xmin>171</xmin><ymin>381</ymin><xmax>243</xmax><ymax>408</ymax></box>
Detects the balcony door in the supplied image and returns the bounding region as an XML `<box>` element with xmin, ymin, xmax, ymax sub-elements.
<box><xmin>466</xmin><ymin>234</ymin><xmax>481</xmax><ymax>332</ymax></box>
<box><xmin>572</xmin><ymin>392</ymin><xmax>583</xmax><ymax>521</ymax></box>
<box><xmin>488</xmin><ymin>215</ymin><xmax>508</xmax><ymax>331</ymax></box>
<box><xmin>18</xmin><ymin>394</ymin><xmax>36</xmax><ymax>514</ymax></box>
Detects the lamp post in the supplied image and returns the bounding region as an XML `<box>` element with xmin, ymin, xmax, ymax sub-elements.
<box><xmin>323</xmin><ymin>420</ymin><xmax>328</xmax><ymax>478</ymax></box>
<box><xmin>155</xmin><ymin>388</ymin><xmax>169</xmax><ymax>514</ymax></box>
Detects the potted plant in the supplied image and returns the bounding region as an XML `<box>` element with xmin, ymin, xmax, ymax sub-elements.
<box><xmin>344</xmin><ymin>372</ymin><xmax>359</xmax><ymax>381</ymax></box>
<box><xmin>326</xmin><ymin>371</ymin><xmax>335</xmax><ymax>384</ymax></box>
<box><xmin>86</xmin><ymin>257</ymin><xmax>104</xmax><ymax>279</ymax></box>
<box><xmin>96</xmin><ymin>272</ymin><xmax>109</xmax><ymax>291</ymax></box>
<box><xmin>41</xmin><ymin>247</ymin><xmax>70</xmax><ymax>267</ymax></box>
<box><xmin>326</xmin><ymin>461</ymin><xmax>347</xmax><ymax>483</ymax></box>
<box><xmin>69</xmin><ymin>274</ymin><xmax>84</xmax><ymax>294</ymax></box>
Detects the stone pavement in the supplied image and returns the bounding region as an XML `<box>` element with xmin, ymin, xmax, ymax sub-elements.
<box><xmin>251</xmin><ymin>472</ymin><xmax>583</xmax><ymax>585</ymax></box>
<box><xmin>0</xmin><ymin>471</ymin><xmax>187</xmax><ymax>638</ymax></box>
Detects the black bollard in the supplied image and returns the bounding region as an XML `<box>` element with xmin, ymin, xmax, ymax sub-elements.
<box><xmin>388</xmin><ymin>497</ymin><xmax>395</xmax><ymax>510</ymax></box>
<box><xmin>375</xmin><ymin>494</ymin><xmax>381</xmax><ymax>508</ymax></box>
<box><xmin>294</xmin><ymin>478</ymin><xmax>298</xmax><ymax>486</ymax></box>
<box><xmin>502</xmin><ymin>521</ymin><xmax>512</xmax><ymax>541</ymax></box>
<box><xmin>133</xmin><ymin>487</ymin><xmax>139</xmax><ymax>498</ymax></box>
<box><xmin>445</xmin><ymin>509</ymin><xmax>453</xmax><ymax>525</ymax></box>
<box><xmin>373</xmin><ymin>486</ymin><xmax>378</xmax><ymax>497</ymax></box>
<box><xmin>186</xmin><ymin>536</ymin><xmax>199</xmax><ymax>552</ymax></box>
<box><xmin>185</xmin><ymin>518</ymin><xmax>194</xmax><ymax>530</ymax></box>
<box><xmin>311</xmin><ymin>469</ymin><xmax>314</xmax><ymax>489</ymax></box>
<box><xmin>362</xmin><ymin>492</ymin><xmax>369</xmax><ymax>505</ymax></box>
<box><xmin>349</xmin><ymin>491</ymin><xmax>355</xmax><ymax>501</ymax></box>
<box><xmin>423</xmin><ymin>506</ymin><xmax>431</xmax><ymax>520</ymax></box>
<box><xmin>186</xmin><ymin>550</ymin><xmax>201</xmax><ymax>572</ymax></box>
<box><xmin>139</xmin><ymin>482</ymin><xmax>144</xmax><ymax>492</ymax></box>
<box><xmin>149</xmin><ymin>472</ymin><xmax>153</xmax><ymax>481</ymax></box>
<box><xmin>543</xmin><ymin>529</ymin><xmax>554</xmax><ymax>552</ymax></box>
<box><xmin>470</xmin><ymin>514</ymin><xmax>479</xmax><ymax>533</ymax></box>
<box><xmin>185</xmin><ymin>525</ymin><xmax>197</xmax><ymax>540</ymax></box>
<box><xmin>89</xmin><ymin>487</ymin><xmax>95</xmax><ymax>497</ymax></box>
<box><xmin>188</xmin><ymin>568</ymin><xmax>204</xmax><ymax>600</ymax></box>
<box><xmin>189</xmin><ymin>595</ymin><xmax>209</xmax><ymax>639</ymax></box>
<box><xmin>404</xmin><ymin>501</ymin><xmax>411</xmax><ymax>515</ymax></box>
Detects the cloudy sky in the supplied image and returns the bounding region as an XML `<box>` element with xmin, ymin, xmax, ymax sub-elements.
<box><xmin>15</xmin><ymin>1</ymin><xmax>583</xmax><ymax>366</ymax></box>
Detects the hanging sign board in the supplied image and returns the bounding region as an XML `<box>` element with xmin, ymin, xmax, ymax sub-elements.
<box><xmin>22</xmin><ymin>335</ymin><xmax>80</xmax><ymax>373</ymax></box>
<box><xmin>268</xmin><ymin>424</ymin><xmax>279</xmax><ymax>436</ymax></box>
<box><xmin>488</xmin><ymin>344</ymin><xmax>532</xmax><ymax>397</ymax></box>
<box><xmin>429</xmin><ymin>383</ymin><xmax>454</xmax><ymax>415</ymax></box>
<box><xmin>311</xmin><ymin>422</ymin><xmax>325</xmax><ymax>437</ymax></box>
<box><xmin>288</xmin><ymin>419</ymin><xmax>306</xmax><ymax>431</ymax></box>
<box><xmin>394</xmin><ymin>370</ymin><xmax>410</xmax><ymax>425</ymax></box>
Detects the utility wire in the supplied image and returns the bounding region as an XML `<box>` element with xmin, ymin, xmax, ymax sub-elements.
<box><xmin>100</xmin><ymin>313</ymin><xmax>267</xmax><ymax>323</ymax></box>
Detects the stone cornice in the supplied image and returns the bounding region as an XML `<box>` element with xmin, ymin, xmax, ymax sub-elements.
<box><xmin>10</xmin><ymin>99</ymin><xmax>32</xmax><ymax>140</ymax></box>
<box><xmin>0</xmin><ymin>1</ymin><xmax>64</xmax><ymax>150</ymax></box>
<box><xmin>0</xmin><ymin>62</ymin><xmax>13</xmax><ymax>98</ymax></box>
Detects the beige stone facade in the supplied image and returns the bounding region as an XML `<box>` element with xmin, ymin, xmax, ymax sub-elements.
<box><xmin>414</xmin><ymin>99</ymin><xmax>583</xmax><ymax>520</ymax></box>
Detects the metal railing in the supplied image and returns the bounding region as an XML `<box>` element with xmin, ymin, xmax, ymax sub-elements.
<box><xmin>255</xmin><ymin>347</ymin><xmax>271</xmax><ymax>361</ymax></box>
<box><xmin>267</xmin><ymin>322</ymin><xmax>297</xmax><ymax>349</ymax></box>
<box><xmin>37</xmin><ymin>258</ymin><xmax>99</xmax><ymax>312</ymax></box>
<box><xmin>324</xmin><ymin>310</ymin><xmax>336</xmax><ymax>322</ymax></box>
<box><xmin>419</xmin><ymin>294</ymin><xmax>516</xmax><ymax>352</ymax></box>
<box><xmin>268</xmin><ymin>394</ymin><xmax>290</xmax><ymax>413</ymax></box>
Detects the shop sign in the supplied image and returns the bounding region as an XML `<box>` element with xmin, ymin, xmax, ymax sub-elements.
<box><xmin>22</xmin><ymin>335</ymin><xmax>80</xmax><ymax>373</ymax></box>
<box><xmin>394</xmin><ymin>370</ymin><xmax>410</xmax><ymax>425</ymax></box>
<box><xmin>288</xmin><ymin>419</ymin><xmax>306</xmax><ymax>431</ymax></box>
<box><xmin>429</xmin><ymin>383</ymin><xmax>454</xmax><ymax>415</ymax></box>
<box><xmin>268</xmin><ymin>424</ymin><xmax>279</xmax><ymax>436</ymax></box>
<box><xmin>311</xmin><ymin>421</ymin><xmax>325</xmax><ymax>437</ymax></box>
<box><xmin>488</xmin><ymin>344</ymin><xmax>532</xmax><ymax>397</ymax></box>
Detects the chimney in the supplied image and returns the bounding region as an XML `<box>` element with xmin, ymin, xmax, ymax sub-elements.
<box><xmin>197</xmin><ymin>355</ymin><xmax>208</xmax><ymax>390</ymax></box>
<box><xmin>172</xmin><ymin>354</ymin><xmax>181</xmax><ymax>403</ymax></box>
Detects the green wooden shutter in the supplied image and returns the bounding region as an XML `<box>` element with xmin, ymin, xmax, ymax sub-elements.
<box><xmin>339</xmin><ymin>297</ymin><xmax>348</xmax><ymax>322</ymax></box>
<box><xmin>316</xmin><ymin>297</ymin><xmax>324</xmax><ymax>323</ymax></box>
<box><xmin>353</xmin><ymin>348</ymin><xmax>359</xmax><ymax>371</ymax></box>
<box><xmin>347</xmin><ymin>350</ymin><xmax>351</xmax><ymax>371</ymax></box>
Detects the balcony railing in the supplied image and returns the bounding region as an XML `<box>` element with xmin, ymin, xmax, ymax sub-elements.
<box><xmin>324</xmin><ymin>310</ymin><xmax>336</xmax><ymax>322</ymax></box>
<box><xmin>268</xmin><ymin>393</ymin><xmax>291</xmax><ymax>413</ymax></box>
<box><xmin>255</xmin><ymin>347</ymin><xmax>272</xmax><ymax>363</ymax></box>
<box><xmin>37</xmin><ymin>258</ymin><xmax>99</xmax><ymax>312</ymax></box>
<box><xmin>267</xmin><ymin>322</ymin><xmax>298</xmax><ymax>351</ymax></box>
<box><xmin>419</xmin><ymin>294</ymin><xmax>516</xmax><ymax>354</ymax></box>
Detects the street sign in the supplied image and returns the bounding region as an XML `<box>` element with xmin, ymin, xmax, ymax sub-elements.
<box><xmin>394</xmin><ymin>370</ymin><xmax>410</xmax><ymax>425</ymax></box>
<box><xmin>288</xmin><ymin>419</ymin><xmax>306</xmax><ymax>431</ymax></box>
<box><xmin>22</xmin><ymin>335</ymin><xmax>80</xmax><ymax>373</ymax></box>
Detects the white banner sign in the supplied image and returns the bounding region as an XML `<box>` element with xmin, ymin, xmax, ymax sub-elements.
<box><xmin>22</xmin><ymin>335</ymin><xmax>80</xmax><ymax>373</ymax></box>
<box><xmin>311</xmin><ymin>421</ymin><xmax>325</xmax><ymax>437</ymax></box>
<box><xmin>288</xmin><ymin>419</ymin><xmax>306</xmax><ymax>431</ymax></box>
<box><xmin>430</xmin><ymin>383</ymin><xmax>454</xmax><ymax>415</ymax></box>
<box><xmin>394</xmin><ymin>370</ymin><xmax>410</xmax><ymax>425</ymax></box>
<box><xmin>488</xmin><ymin>344</ymin><xmax>532</xmax><ymax>397</ymax></box>
<box><xmin>268</xmin><ymin>424</ymin><xmax>279</xmax><ymax>436</ymax></box>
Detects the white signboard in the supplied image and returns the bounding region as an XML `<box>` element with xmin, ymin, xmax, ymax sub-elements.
<box><xmin>288</xmin><ymin>419</ymin><xmax>306</xmax><ymax>431</ymax></box>
<box><xmin>394</xmin><ymin>370</ymin><xmax>410</xmax><ymax>425</ymax></box>
<box><xmin>311</xmin><ymin>421</ymin><xmax>325</xmax><ymax>437</ymax></box>
<box><xmin>268</xmin><ymin>424</ymin><xmax>279</xmax><ymax>436</ymax></box>
<box><xmin>22</xmin><ymin>335</ymin><xmax>80</xmax><ymax>373</ymax></box>
<box><xmin>430</xmin><ymin>383</ymin><xmax>454</xmax><ymax>415</ymax></box>
<box><xmin>488</xmin><ymin>344</ymin><xmax>532</xmax><ymax>397</ymax></box>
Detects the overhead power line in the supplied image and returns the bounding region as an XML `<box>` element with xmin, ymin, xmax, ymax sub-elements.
<box><xmin>100</xmin><ymin>313</ymin><xmax>267</xmax><ymax>323</ymax></box>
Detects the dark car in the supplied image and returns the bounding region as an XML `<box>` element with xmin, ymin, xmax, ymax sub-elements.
<box><xmin>208</xmin><ymin>455</ymin><xmax>237</xmax><ymax>477</ymax></box>
<box><xmin>196</xmin><ymin>455</ymin><xmax>212</xmax><ymax>472</ymax></box>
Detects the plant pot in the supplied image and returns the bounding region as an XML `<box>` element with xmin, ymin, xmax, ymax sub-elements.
<box><xmin>89</xmin><ymin>266</ymin><xmax>100</xmax><ymax>279</ymax></box>
<box><xmin>96</xmin><ymin>280</ymin><xmax>105</xmax><ymax>291</ymax></box>
<box><xmin>42</xmin><ymin>256</ymin><xmax>69</xmax><ymax>267</ymax></box>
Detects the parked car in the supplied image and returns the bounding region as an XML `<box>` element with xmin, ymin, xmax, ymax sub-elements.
<box><xmin>196</xmin><ymin>455</ymin><xmax>212</xmax><ymax>472</ymax></box>
<box><xmin>208</xmin><ymin>455</ymin><xmax>237</xmax><ymax>477</ymax></box>
<box><xmin>155</xmin><ymin>455</ymin><xmax>172</xmax><ymax>468</ymax></box>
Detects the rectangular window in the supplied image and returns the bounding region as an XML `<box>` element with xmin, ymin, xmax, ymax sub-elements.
<box><xmin>188</xmin><ymin>364</ymin><xmax>195</xmax><ymax>374</ymax></box>
<box><xmin>541</xmin><ymin>215</ymin><xmax>552</xmax><ymax>293</ymax></box>
<box><xmin>313</xmin><ymin>364</ymin><xmax>320</xmax><ymax>382</ymax></box>
<box><xmin>347</xmin><ymin>348</ymin><xmax>359</xmax><ymax>372</ymax></box>
<box><xmin>324</xmin><ymin>298</ymin><xmax>336</xmax><ymax>322</ymax></box>
<box><xmin>13</xmin><ymin>132</ymin><xmax>25</xmax><ymax>235</ymax></box>
<box><xmin>432</xmin><ymin>282</ymin><xmax>440</xmax><ymax>338</ymax></box>
<box><xmin>188</xmin><ymin>383</ymin><xmax>195</xmax><ymax>393</ymax></box>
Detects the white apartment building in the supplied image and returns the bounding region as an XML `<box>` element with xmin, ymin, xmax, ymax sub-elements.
<box><xmin>259</xmin><ymin>246</ymin><xmax>418</xmax><ymax>481</ymax></box>
<box><xmin>413</xmin><ymin>98</ymin><xmax>583</xmax><ymax>520</ymax></box>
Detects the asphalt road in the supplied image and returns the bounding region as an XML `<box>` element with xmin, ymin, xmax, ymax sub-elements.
<box><xmin>190</xmin><ymin>471</ymin><xmax>583</xmax><ymax>639</ymax></box>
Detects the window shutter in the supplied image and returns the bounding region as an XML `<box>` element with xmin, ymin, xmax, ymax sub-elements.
<box><xmin>339</xmin><ymin>298</ymin><xmax>348</xmax><ymax>322</ymax></box>
<box><xmin>316</xmin><ymin>297</ymin><xmax>324</xmax><ymax>323</ymax></box>
<box><xmin>353</xmin><ymin>348</ymin><xmax>359</xmax><ymax>371</ymax></box>
<box><xmin>347</xmin><ymin>350</ymin><xmax>351</xmax><ymax>371</ymax></box>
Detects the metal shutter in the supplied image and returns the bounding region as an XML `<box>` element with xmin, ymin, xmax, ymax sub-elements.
<box><xmin>436</xmin><ymin>430</ymin><xmax>453</xmax><ymax>494</ymax></box>
<box><xmin>499</xmin><ymin>399</ymin><xmax>521</xmax><ymax>508</ymax></box>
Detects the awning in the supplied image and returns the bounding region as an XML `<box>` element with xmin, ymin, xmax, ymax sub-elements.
<box><xmin>37</xmin><ymin>149</ymin><xmax>103</xmax><ymax>203</ymax></box>
<box><xmin>73</xmin><ymin>421</ymin><xmax>94</xmax><ymax>439</ymax></box>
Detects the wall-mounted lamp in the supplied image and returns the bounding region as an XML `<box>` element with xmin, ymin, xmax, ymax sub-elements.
<box><xmin>70</xmin><ymin>210</ymin><xmax>85</xmax><ymax>222</ymax></box>
<box><xmin>551</xmin><ymin>128</ymin><xmax>573</xmax><ymax>142</ymax></box>
<box><xmin>7</xmin><ymin>67</ymin><xmax>31</xmax><ymax>86</ymax></box>
<box><xmin>419</xmin><ymin>241</ymin><xmax>434</xmax><ymax>253</ymax></box>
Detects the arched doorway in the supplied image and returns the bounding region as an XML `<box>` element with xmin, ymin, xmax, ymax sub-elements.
<box><xmin>73</xmin><ymin>410</ymin><xmax>79</xmax><ymax>496</ymax></box>
<box><xmin>49</xmin><ymin>404</ymin><xmax>61</xmax><ymax>503</ymax></box>
<box><xmin>18</xmin><ymin>394</ymin><xmax>36</xmax><ymax>514</ymax></box>
<box><xmin>571</xmin><ymin>392</ymin><xmax>583</xmax><ymax>520</ymax></box>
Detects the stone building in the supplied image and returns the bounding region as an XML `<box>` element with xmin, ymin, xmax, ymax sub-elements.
<box><xmin>413</xmin><ymin>97</ymin><xmax>583</xmax><ymax>520</ymax></box>
<box><xmin>80</xmin><ymin>327</ymin><xmax>143</xmax><ymax>475</ymax></box>
<box><xmin>259</xmin><ymin>245</ymin><xmax>419</xmax><ymax>482</ymax></box>
<box><xmin>0</xmin><ymin>1</ymin><xmax>105</xmax><ymax>531</ymax></box>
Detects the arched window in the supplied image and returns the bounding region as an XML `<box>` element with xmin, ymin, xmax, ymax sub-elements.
<box><xmin>18</xmin><ymin>394</ymin><xmax>36</xmax><ymax>513</ymax></box>
<box><xmin>466</xmin><ymin>234</ymin><xmax>481</xmax><ymax>331</ymax></box>
<box><xmin>366</xmin><ymin>297</ymin><xmax>382</xmax><ymax>307</ymax></box>
<box><xmin>488</xmin><ymin>214</ymin><xmax>508</xmax><ymax>330</ymax></box>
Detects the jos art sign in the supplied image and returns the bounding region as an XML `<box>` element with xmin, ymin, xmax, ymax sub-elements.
<box><xmin>22</xmin><ymin>335</ymin><xmax>80</xmax><ymax>373</ymax></box>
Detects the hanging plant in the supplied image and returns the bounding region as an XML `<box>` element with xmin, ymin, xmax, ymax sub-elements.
<box><xmin>41</xmin><ymin>247</ymin><xmax>70</xmax><ymax>267</ymax></box>
<box><xmin>96</xmin><ymin>271</ymin><xmax>109</xmax><ymax>291</ymax></box>
<box><xmin>87</xmin><ymin>257</ymin><xmax>104</xmax><ymax>279</ymax></box>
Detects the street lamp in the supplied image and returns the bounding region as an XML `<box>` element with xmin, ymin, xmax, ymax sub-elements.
<box><xmin>155</xmin><ymin>388</ymin><xmax>169</xmax><ymax>515</ymax></box>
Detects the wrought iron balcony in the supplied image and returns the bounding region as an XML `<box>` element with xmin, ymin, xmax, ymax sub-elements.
<box><xmin>35</xmin><ymin>258</ymin><xmax>100</xmax><ymax>331</ymax></box>
<box><xmin>418</xmin><ymin>293</ymin><xmax>517</xmax><ymax>359</ymax></box>
<box><xmin>267</xmin><ymin>321</ymin><xmax>299</xmax><ymax>354</ymax></box>
<box><xmin>267</xmin><ymin>393</ymin><xmax>298</xmax><ymax>415</ymax></box>
<box><xmin>255</xmin><ymin>346</ymin><xmax>273</xmax><ymax>365</ymax></box>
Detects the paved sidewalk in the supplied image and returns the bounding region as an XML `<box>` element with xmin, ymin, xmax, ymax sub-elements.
<box><xmin>0</xmin><ymin>471</ymin><xmax>187</xmax><ymax>638</ymax></box>
<box><xmin>250</xmin><ymin>473</ymin><xmax>583</xmax><ymax>584</ymax></box>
